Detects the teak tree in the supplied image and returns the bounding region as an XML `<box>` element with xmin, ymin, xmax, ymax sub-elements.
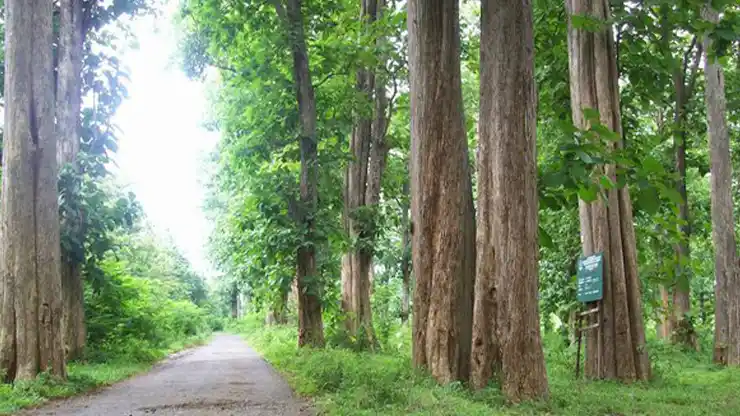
<box><xmin>470</xmin><ymin>0</ymin><xmax>549</xmax><ymax>401</ymax></box>
<box><xmin>0</xmin><ymin>0</ymin><xmax>67</xmax><ymax>381</ymax></box>
<box><xmin>408</xmin><ymin>0</ymin><xmax>476</xmax><ymax>383</ymax></box>
<box><xmin>565</xmin><ymin>0</ymin><xmax>650</xmax><ymax>381</ymax></box>
<box><xmin>56</xmin><ymin>0</ymin><xmax>87</xmax><ymax>361</ymax></box>
<box><xmin>341</xmin><ymin>0</ymin><xmax>390</xmax><ymax>348</ymax></box>
<box><xmin>702</xmin><ymin>4</ymin><xmax>738</xmax><ymax>366</ymax></box>
<box><xmin>274</xmin><ymin>0</ymin><xmax>325</xmax><ymax>347</ymax></box>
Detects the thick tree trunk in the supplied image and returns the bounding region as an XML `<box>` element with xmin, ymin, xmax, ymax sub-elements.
<box><xmin>565</xmin><ymin>0</ymin><xmax>650</xmax><ymax>381</ymax></box>
<box><xmin>0</xmin><ymin>0</ymin><xmax>66</xmax><ymax>381</ymax></box>
<box><xmin>400</xmin><ymin>181</ymin><xmax>411</xmax><ymax>325</ymax></box>
<box><xmin>408</xmin><ymin>0</ymin><xmax>476</xmax><ymax>384</ymax></box>
<box><xmin>703</xmin><ymin>5</ymin><xmax>738</xmax><ymax>366</ymax></box>
<box><xmin>470</xmin><ymin>0</ymin><xmax>548</xmax><ymax>401</ymax></box>
<box><xmin>57</xmin><ymin>0</ymin><xmax>87</xmax><ymax>361</ymax></box>
<box><xmin>281</xmin><ymin>0</ymin><xmax>325</xmax><ymax>348</ymax></box>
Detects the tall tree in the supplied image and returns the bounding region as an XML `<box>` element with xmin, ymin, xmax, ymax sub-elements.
<box><xmin>276</xmin><ymin>0</ymin><xmax>325</xmax><ymax>347</ymax></box>
<box><xmin>56</xmin><ymin>0</ymin><xmax>87</xmax><ymax>361</ymax></box>
<box><xmin>341</xmin><ymin>0</ymin><xmax>386</xmax><ymax>347</ymax></box>
<box><xmin>703</xmin><ymin>4</ymin><xmax>738</xmax><ymax>366</ymax></box>
<box><xmin>0</xmin><ymin>0</ymin><xmax>66</xmax><ymax>381</ymax></box>
<box><xmin>565</xmin><ymin>0</ymin><xmax>650</xmax><ymax>381</ymax></box>
<box><xmin>650</xmin><ymin>5</ymin><xmax>702</xmax><ymax>348</ymax></box>
<box><xmin>470</xmin><ymin>0</ymin><xmax>548</xmax><ymax>401</ymax></box>
<box><xmin>408</xmin><ymin>0</ymin><xmax>476</xmax><ymax>383</ymax></box>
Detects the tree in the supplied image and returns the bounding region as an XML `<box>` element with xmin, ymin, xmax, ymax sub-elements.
<box><xmin>56</xmin><ymin>0</ymin><xmax>87</xmax><ymax>361</ymax></box>
<box><xmin>0</xmin><ymin>0</ymin><xmax>66</xmax><ymax>381</ymax></box>
<box><xmin>565</xmin><ymin>0</ymin><xmax>650</xmax><ymax>381</ymax></box>
<box><xmin>470</xmin><ymin>0</ymin><xmax>548</xmax><ymax>400</ymax></box>
<box><xmin>408</xmin><ymin>0</ymin><xmax>476</xmax><ymax>383</ymax></box>
<box><xmin>703</xmin><ymin>4</ymin><xmax>738</xmax><ymax>366</ymax></box>
<box><xmin>341</xmin><ymin>0</ymin><xmax>383</xmax><ymax>347</ymax></box>
<box><xmin>277</xmin><ymin>0</ymin><xmax>325</xmax><ymax>348</ymax></box>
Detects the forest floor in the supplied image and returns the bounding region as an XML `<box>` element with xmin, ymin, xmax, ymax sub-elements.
<box><xmin>12</xmin><ymin>334</ymin><xmax>312</xmax><ymax>416</ymax></box>
<box><xmin>229</xmin><ymin>316</ymin><xmax>740</xmax><ymax>416</ymax></box>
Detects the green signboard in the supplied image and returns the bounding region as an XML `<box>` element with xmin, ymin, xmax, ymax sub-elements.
<box><xmin>577</xmin><ymin>252</ymin><xmax>604</xmax><ymax>303</ymax></box>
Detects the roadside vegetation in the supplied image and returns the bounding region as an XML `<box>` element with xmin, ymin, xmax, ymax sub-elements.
<box><xmin>232</xmin><ymin>315</ymin><xmax>740</xmax><ymax>416</ymax></box>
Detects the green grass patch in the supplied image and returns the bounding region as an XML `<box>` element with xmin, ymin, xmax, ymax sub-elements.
<box><xmin>230</xmin><ymin>316</ymin><xmax>740</xmax><ymax>415</ymax></box>
<box><xmin>0</xmin><ymin>332</ymin><xmax>211</xmax><ymax>415</ymax></box>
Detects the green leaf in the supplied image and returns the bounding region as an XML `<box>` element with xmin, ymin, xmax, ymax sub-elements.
<box><xmin>637</xmin><ymin>187</ymin><xmax>660</xmax><ymax>215</ymax></box>
<box><xmin>538</xmin><ymin>225</ymin><xmax>555</xmax><ymax>249</ymax></box>
<box><xmin>578</xmin><ymin>185</ymin><xmax>598</xmax><ymax>202</ymax></box>
<box><xmin>576</xmin><ymin>151</ymin><xmax>593</xmax><ymax>164</ymax></box>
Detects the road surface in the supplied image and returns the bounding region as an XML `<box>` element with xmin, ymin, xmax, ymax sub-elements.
<box><xmin>20</xmin><ymin>334</ymin><xmax>313</xmax><ymax>416</ymax></box>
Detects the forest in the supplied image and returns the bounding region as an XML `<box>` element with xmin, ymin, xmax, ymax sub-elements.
<box><xmin>1</xmin><ymin>0</ymin><xmax>740</xmax><ymax>414</ymax></box>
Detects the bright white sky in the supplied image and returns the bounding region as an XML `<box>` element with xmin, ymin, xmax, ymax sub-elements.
<box><xmin>111</xmin><ymin>1</ymin><xmax>219</xmax><ymax>278</ymax></box>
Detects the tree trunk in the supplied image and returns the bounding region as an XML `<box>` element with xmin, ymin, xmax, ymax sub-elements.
<box><xmin>669</xmin><ymin>31</ymin><xmax>702</xmax><ymax>350</ymax></box>
<box><xmin>341</xmin><ymin>0</ymin><xmax>390</xmax><ymax>346</ymax></box>
<box><xmin>565</xmin><ymin>0</ymin><xmax>650</xmax><ymax>381</ymax></box>
<box><xmin>408</xmin><ymin>0</ymin><xmax>476</xmax><ymax>384</ymax></box>
<box><xmin>0</xmin><ymin>0</ymin><xmax>66</xmax><ymax>381</ymax></box>
<box><xmin>230</xmin><ymin>284</ymin><xmax>239</xmax><ymax>319</ymax></box>
<box><xmin>470</xmin><ymin>0</ymin><xmax>548</xmax><ymax>401</ymax></box>
<box><xmin>657</xmin><ymin>286</ymin><xmax>672</xmax><ymax>339</ymax></box>
<box><xmin>341</xmin><ymin>0</ymin><xmax>376</xmax><ymax>346</ymax></box>
<box><xmin>281</xmin><ymin>0</ymin><xmax>325</xmax><ymax>348</ymax></box>
<box><xmin>400</xmin><ymin>180</ymin><xmax>411</xmax><ymax>325</ymax></box>
<box><xmin>703</xmin><ymin>5</ymin><xmax>738</xmax><ymax>366</ymax></box>
<box><xmin>57</xmin><ymin>0</ymin><xmax>87</xmax><ymax>361</ymax></box>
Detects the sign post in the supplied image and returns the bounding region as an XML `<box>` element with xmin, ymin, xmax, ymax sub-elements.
<box><xmin>575</xmin><ymin>252</ymin><xmax>604</xmax><ymax>379</ymax></box>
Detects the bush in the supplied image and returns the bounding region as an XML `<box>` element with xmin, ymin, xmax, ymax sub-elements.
<box><xmin>83</xmin><ymin>258</ymin><xmax>211</xmax><ymax>363</ymax></box>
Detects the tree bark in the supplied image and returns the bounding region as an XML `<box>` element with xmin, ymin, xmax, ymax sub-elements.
<box><xmin>703</xmin><ymin>5</ymin><xmax>738</xmax><ymax>366</ymax></box>
<box><xmin>470</xmin><ymin>0</ymin><xmax>548</xmax><ymax>401</ymax></box>
<box><xmin>0</xmin><ymin>0</ymin><xmax>66</xmax><ymax>381</ymax></box>
<box><xmin>565</xmin><ymin>0</ymin><xmax>650</xmax><ymax>381</ymax></box>
<box><xmin>408</xmin><ymin>0</ymin><xmax>476</xmax><ymax>384</ymax></box>
<box><xmin>56</xmin><ymin>0</ymin><xmax>87</xmax><ymax>361</ymax></box>
<box><xmin>281</xmin><ymin>0</ymin><xmax>325</xmax><ymax>348</ymax></box>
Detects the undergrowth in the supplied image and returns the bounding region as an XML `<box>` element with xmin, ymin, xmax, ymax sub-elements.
<box><xmin>230</xmin><ymin>315</ymin><xmax>740</xmax><ymax>415</ymax></box>
<box><xmin>0</xmin><ymin>332</ymin><xmax>211</xmax><ymax>415</ymax></box>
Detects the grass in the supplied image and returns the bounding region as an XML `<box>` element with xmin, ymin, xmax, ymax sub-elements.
<box><xmin>0</xmin><ymin>332</ymin><xmax>212</xmax><ymax>415</ymax></box>
<box><xmin>230</xmin><ymin>315</ymin><xmax>740</xmax><ymax>415</ymax></box>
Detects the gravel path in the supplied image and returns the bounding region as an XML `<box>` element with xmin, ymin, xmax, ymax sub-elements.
<box><xmin>20</xmin><ymin>334</ymin><xmax>313</xmax><ymax>416</ymax></box>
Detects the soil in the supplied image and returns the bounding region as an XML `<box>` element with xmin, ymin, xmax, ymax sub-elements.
<box><xmin>20</xmin><ymin>334</ymin><xmax>313</xmax><ymax>416</ymax></box>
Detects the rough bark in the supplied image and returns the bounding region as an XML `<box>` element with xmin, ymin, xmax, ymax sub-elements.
<box><xmin>280</xmin><ymin>0</ymin><xmax>325</xmax><ymax>348</ymax></box>
<box><xmin>408</xmin><ymin>0</ymin><xmax>476</xmax><ymax>384</ymax></box>
<box><xmin>703</xmin><ymin>5</ymin><xmax>738</xmax><ymax>366</ymax></box>
<box><xmin>56</xmin><ymin>0</ymin><xmax>87</xmax><ymax>361</ymax></box>
<box><xmin>0</xmin><ymin>0</ymin><xmax>66</xmax><ymax>381</ymax></box>
<box><xmin>469</xmin><ymin>0</ymin><xmax>548</xmax><ymax>401</ymax></box>
<box><xmin>565</xmin><ymin>0</ymin><xmax>650</xmax><ymax>381</ymax></box>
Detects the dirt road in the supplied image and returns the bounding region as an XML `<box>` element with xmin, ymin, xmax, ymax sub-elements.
<box><xmin>21</xmin><ymin>334</ymin><xmax>312</xmax><ymax>416</ymax></box>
